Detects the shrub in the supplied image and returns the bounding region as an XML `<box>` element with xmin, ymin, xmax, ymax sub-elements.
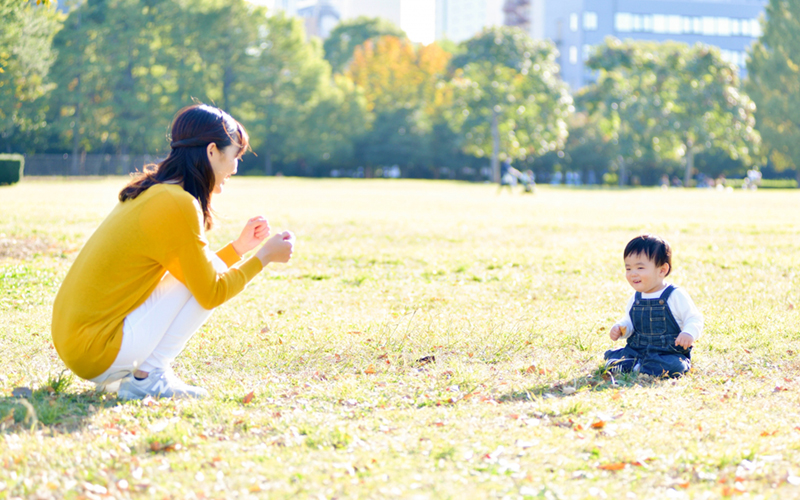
<box><xmin>0</xmin><ymin>154</ymin><xmax>24</xmax><ymax>185</ymax></box>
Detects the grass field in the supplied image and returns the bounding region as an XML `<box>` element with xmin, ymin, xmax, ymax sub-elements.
<box><xmin>2</xmin><ymin>177</ymin><xmax>800</xmax><ymax>499</ymax></box>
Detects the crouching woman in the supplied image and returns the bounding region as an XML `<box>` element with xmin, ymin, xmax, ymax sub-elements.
<box><xmin>52</xmin><ymin>104</ymin><xmax>294</xmax><ymax>400</ymax></box>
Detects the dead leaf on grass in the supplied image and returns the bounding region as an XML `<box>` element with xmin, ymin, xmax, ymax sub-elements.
<box><xmin>364</xmin><ymin>365</ymin><xmax>377</xmax><ymax>375</ymax></box>
<box><xmin>598</xmin><ymin>463</ymin><xmax>626</xmax><ymax>471</ymax></box>
<box><xmin>591</xmin><ymin>421</ymin><xmax>606</xmax><ymax>429</ymax></box>
<box><xmin>243</xmin><ymin>391</ymin><xmax>255</xmax><ymax>405</ymax></box>
<box><xmin>416</xmin><ymin>355</ymin><xmax>435</xmax><ymax>366</ymax></box>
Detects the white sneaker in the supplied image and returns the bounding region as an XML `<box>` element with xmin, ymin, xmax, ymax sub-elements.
<box><xmin>118</xmin><ymin>369</ymin><xmax>208</xmax><ymax>400</ymax></box>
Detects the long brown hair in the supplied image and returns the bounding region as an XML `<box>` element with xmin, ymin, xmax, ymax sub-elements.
<box><xmin>119</xmin><ymin>104</ymin><xmax>250</xmax><ymax>229</ymax></box>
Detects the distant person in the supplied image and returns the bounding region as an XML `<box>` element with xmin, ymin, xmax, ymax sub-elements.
<box><xmin>520</xmin><ymin>169</ymin><xmax>536</xmax><ymax>193</ymax></box>
<box><xmin>498</xmin><ymin>159</ymin><xmax>519</xmax><ymax>192</ymax></box>
<box><xmin>604</xmin><ymin>235</ymin><xmax>703</xmax><ymax>378</ymax></box>
<box><xmin>660</xmin><ymin>174</ymin><xmax>670</xmax><ymax>189</ymax></box>
<box><xmin>52</xmin><ymin>104</ymin><xmax>295</xmax><ymax>400</ymax></box>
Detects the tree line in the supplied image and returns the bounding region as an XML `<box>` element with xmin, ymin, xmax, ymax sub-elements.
<box><xmin>1</xmin><ymin>0</ymin><xmax>796</xmax><ymax>185</ymax></box>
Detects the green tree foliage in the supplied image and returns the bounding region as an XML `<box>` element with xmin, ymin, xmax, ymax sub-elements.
<box><xmin>587</xmin><ymin>38</ymin><xmax>759</xmax><ymax>186</ymax></box>
<box><xmin>449</xmin><ymin>27</ymin><xmax>572</xmax><ymax>182</ymax></box>
<box><xmin>0</xmin><ymin>0</ymin><xmax>61</xmax><ymax>152</ymax></box>
<box><xmin>323</xmin><ymin>16</ymin><xmax>405</xmax><ymax>74</ymax></box>
<box><xmin>746</xmin><ymin>0</ymin><xmax>800</xmax><ymax>175</ymax></box>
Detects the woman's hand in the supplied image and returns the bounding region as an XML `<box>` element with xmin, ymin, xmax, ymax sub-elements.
<box><xmin>232</xmin><ymin>216</ymin><xmax>270</xmax><ymax>256</ymax></box>
<box><xmin>256</xmin><ymin>231</ymin><xmax>295</xmax><ymax>266</ymax></box>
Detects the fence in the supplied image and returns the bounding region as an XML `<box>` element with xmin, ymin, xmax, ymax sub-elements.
<box><xmin>23</xmin><ymin>154</ymin><xmax>164</xmax><ymax>176</ymax></box>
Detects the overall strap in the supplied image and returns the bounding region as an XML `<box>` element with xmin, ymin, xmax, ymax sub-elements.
<box><xmin>634</xmin><ymin>291</ymin><xmax>642</xmax><ymax>301</ymax></box>
<box><xmin>659</xmin><ymin>285</ymin><xmax>676</xmax><ymax>302</ymax></box>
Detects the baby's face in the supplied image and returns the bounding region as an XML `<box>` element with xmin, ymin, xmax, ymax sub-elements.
<box><xmin>624</xmin><ymin>253</ymin><xmax>669</xmax><ymax>294</ymax></box>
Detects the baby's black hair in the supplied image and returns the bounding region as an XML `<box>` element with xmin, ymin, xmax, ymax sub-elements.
<box><xmin>624</xmin><ymin>234</ymin><xmax>672</xmax><ymax>276</ymax></box>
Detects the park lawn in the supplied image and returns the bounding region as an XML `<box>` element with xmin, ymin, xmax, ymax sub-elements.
<box><xmin>2</xmin><ymin>177</ymin><xmax>800</xmax><ymax>499</ymax></box>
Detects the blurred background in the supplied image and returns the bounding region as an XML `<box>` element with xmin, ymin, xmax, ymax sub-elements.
<box><xmin>2</xmin><ymin>0</ymin><xmax>796</xmax><ymax>187</ymax></box>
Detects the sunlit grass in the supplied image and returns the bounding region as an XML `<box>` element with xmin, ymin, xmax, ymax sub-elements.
<box><xmin>2</xmin><ymin>177</ymin><xmax>800</xmax><ymax>498</ymax></box>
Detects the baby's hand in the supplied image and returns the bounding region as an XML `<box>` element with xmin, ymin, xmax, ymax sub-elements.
<box><xmin>675</xmin><ymin>333</ymin><xmax>694</xmax><ymax>349</ymax></box>
<box><xmin>609</xmin><ymin>325</ymin><xmax>622</xmax><ymax>341</ymax></box>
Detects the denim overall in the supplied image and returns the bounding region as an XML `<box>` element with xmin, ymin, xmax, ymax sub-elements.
<box><xmin>604</xmin><ymin>285</ymin><xmax>692</xmax><ymax>377</ymax></box>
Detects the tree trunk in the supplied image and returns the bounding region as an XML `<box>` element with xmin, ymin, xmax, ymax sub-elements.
<box><xmin>70</xmin><ymin>10</ymin><xmax>82</xmax><ymax>176</ymax></box>
<box><xmin>683</xmin><ymin>139</ymin><xmax>694</xmax><ymax>187</ymax></box>
<box><xmin>70</xmin><ymin>94</ymin><xmax>81</xmax><ymax>176</ymax></box>
<box><xmin>264</xmin><ymin>150</ymin><xmax>272</xmax><ymax>176</ymax></box>
<box><xmin>618</xmin><ymin>155</ymin><xmax>626</xmax><ymax>187</ymax></box>
<box><xmin>491</xmin><ymin>108</ymin><xmax>500</xmax><ymax>183</ymax></box>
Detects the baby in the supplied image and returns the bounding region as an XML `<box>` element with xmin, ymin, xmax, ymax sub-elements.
<box><xmin>605</xmin><ymin>234</ymin><xmax>703</xmax><ymax>377</ymax></box>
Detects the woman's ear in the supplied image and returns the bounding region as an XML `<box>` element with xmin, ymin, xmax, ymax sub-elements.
<box><xmin>207</xmin><ymin>143</ymin><xmax>217</xmax><ymax>158</ymax></box>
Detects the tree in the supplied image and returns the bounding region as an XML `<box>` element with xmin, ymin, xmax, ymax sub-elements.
<box><xmin>347</xmin><ymin>36</ymin><xmax>451</xmax><ymax>174</ymax></box>
<box><xmin>587</xmin><ymin>38</ymin><xmax>759</xmax><ymax>186</ymax></box>
<box><xmin>0</xmin><ymin>0</ymin><xmax>61</xmax><ymax>152</ymax></box>
<box><xmin>449</xmin><ymin>27</ymin><xmax>572</xmax><ymax>183</ymax></box>
<box><xmin>323</xmin><ymin>16</ymin><xmax>405</xmax><ymax>74</ymax></box>
<box><xmin>746</xmin><ymin>0</ymin><xmax>800</xmax><ymax>177</ymax></box>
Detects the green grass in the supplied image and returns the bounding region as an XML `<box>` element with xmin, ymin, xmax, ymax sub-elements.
<box><xmin>2</xmin><ymin>177</ymin><xmax>800</xmax><ymax>498</ymax></box>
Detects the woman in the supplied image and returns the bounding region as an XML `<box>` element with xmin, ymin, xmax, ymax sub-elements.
<box><xmin>51</xmin><ymin>104</ymin><xmax>294</xmax><ymax>400</ymax></box>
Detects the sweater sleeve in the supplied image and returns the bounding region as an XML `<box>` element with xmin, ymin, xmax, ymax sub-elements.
<box><xmin>216</xmin><ymin>243</ymin><xmax>242</xmax><ymax>268</ymax></box>
<box><xmin>615</xmin><ymin>294</ymin><xmax>636</xmax><ymax>339</ymax></box>
<box><xmin>668</xmin><ymin>288</ymin><xmax>704</xmax><ymax>340</ymax></box>
<box><xmin>159</xmin><ymin>193</ymin><xmax>263</xmax><ymax>310</ymax></box>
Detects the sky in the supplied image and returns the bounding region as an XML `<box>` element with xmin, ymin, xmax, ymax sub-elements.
<box><xmin>399</xmin><ymin>0</ymin><xmax>436</xmax><ymax>44</ymax></box>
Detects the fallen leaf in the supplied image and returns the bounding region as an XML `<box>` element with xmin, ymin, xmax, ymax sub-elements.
<box><xmin>243</xmin><ymin>391</ymin><xmax>255</xmax><ymax>405</ymax></box>
<box><xmin>676</xmin><ymin>482</ymin><xmax>690</xmax><ymax>489</ymax></box>
<box><xmin>611</xmin><ymin>392</ymin><xmax>621</xmax><ymax>400</ymax></box>
<box><xmin>416</xmin><ymin>355</ymin><xmax>435</xmax><ymax>366</ymax></box>
<box><xmin>591</xmin><ymin>421</ymin><xmax>606</xmax><ymax>429</ymax></box>
<box><xmin>598</xmin><ymin>463</ymin><xmax>625</xmax><ymax>471</ymax></box>
<box><xmin>525</xmin><ymin>365</ymin><xmax>537</xmax><ymax>374</ymax></box>
<box><xmin>364</xmin><ymin>365</ymin><xmax>377</xmax><ymax>375</ymax></box>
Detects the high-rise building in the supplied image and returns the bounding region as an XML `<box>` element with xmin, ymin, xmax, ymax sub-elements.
<box><xmin>435</xmin><ymin>0</ymin><xmax>505</xmax><ymax>43</ymax></box>
<box><xmin>506</xmin><ymin>0</ymin><xmax>767</xmax><ymax>89</ymax></box>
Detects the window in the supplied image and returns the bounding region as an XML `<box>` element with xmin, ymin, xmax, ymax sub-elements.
<box><xmin>643</xmin><ymin>15</ymin><xmax>654</xmax><ymax>32</ymax></box>
<box><xmin>583</xmin><ymin>11</ymin><xmax>598</xmax><ymax>31</ymax></box>
<box><xmin>751</xmin><ymin>19</ymin><xmax>762</xmax><ymax>37</ymax></box>
<box><xmin>717</xmin><ymin>17</ymin><xmax>731</xmax><ymax>36</ymax></box>
<box><xmin>633</xmin><ymin>14</ymin><xmax>644</xmax><ymax>31</ymax></box>
<box><xmin>615</xmin><ymin>12</ymin><xmax>632</xmax><ymax>32</ymax></box>
<box><xmin>654</xmin><ymin>14</ymin><xmax>667</xmax><ymax>33</ymax></box>
<box><xmin>682</xmin><ymin>17</ymin><xmax>692</xmax><ymax>33</ymax></box>
<box><xmin>702</xmin><ymin>16</ymin><xmax>716</xmax><ymax>36</ymax></box>
<box><xmin>731</xmin><ymin>18</ymin><xmax>741</xmax><ymax>36</ymax></box>
<box><xmin>569</xmin><ymin>45</ymin><xmax>578</xmax><ymax>64</ymax></box>
<box><xmin>693</xmin><ymin>17</ymin><xmax>703</xmax><ymax>34</ymax></box>
<box><xmin>668</xmin><ymin>15</ymin><xmax>682</xmax><ymax>34</ymax></box>
<box><xmin>582</xmin><ymin>44</ymin><xmax>592</xmax><ymax>61</ymax></box>
<box><xmin>570</xmin><ymin>13</ymin><xmax>578</xmax><ymax>32</ymax></box>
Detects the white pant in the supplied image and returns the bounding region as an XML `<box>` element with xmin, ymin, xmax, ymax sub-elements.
<box><xmin>90</xmin><ymin>255</ymin><xmax>227</xmax><ymax>388</ymax></box>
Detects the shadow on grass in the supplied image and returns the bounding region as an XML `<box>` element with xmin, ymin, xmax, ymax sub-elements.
<box><xmin>497</xmin><ymin>368</ymin><xmax>670</xmax><ymax>402</ymax></box>
<box><xmin>0</xmin><ymin>376</ymin><xmax>116</xmax><ymax>434</ymax></box>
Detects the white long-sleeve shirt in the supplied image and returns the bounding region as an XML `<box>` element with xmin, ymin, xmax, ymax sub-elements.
<box><xmin>616</xmin><ymin>283</ymin><xmax>704</xmax><ymax>341</ymax></box>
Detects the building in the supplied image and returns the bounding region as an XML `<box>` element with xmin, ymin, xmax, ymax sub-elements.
<box><xmin>507</xmin><ymin>0</ymin><xmax>767</xmax><ymax>89</ymax></box>
<box><xmin>297</xmin><ymin>0</ymin><xmax>341</xmax><ymax>38</ymax></box>
<box><xmin>435</xmin><ymin>0</ymin><xmax>506</xmax><ymax>43</ymax></box>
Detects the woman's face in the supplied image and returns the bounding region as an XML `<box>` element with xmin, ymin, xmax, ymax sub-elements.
<box><xmin>207</xmin><ymin>143</ymin><xmax>240</xmax><ymax>195</ymax></box>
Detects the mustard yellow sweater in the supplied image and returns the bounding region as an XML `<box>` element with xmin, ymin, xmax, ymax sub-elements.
<box><xmin>52</xmin><ymin>184</ymin><xmax>263</xmax><ymax>380</ymax></box>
